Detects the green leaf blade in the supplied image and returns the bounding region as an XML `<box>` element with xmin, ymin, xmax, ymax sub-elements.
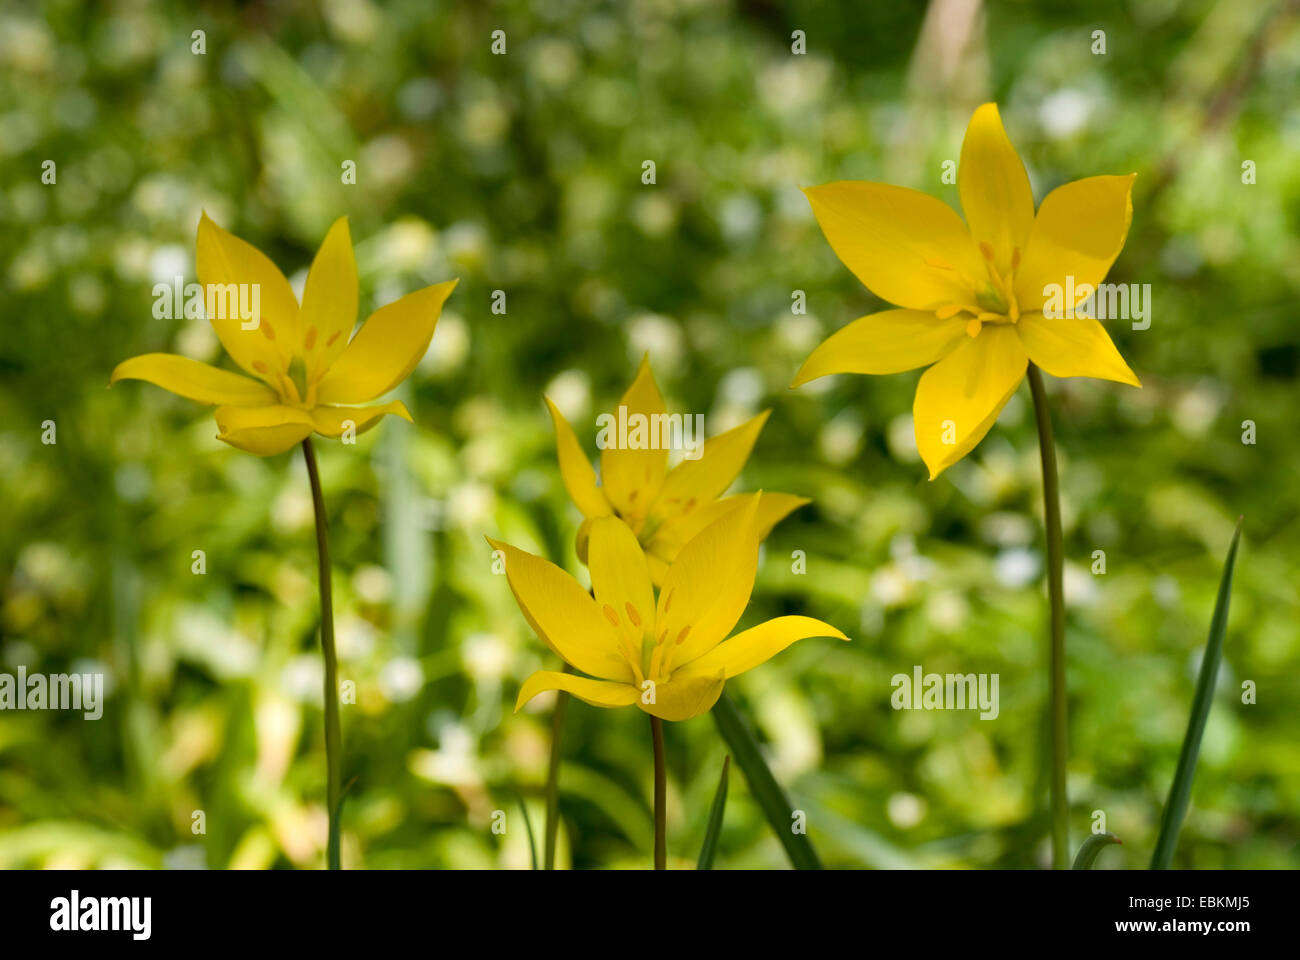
<box><xmin>697</xmin><ymin>755</ymin><xmax>730</xmax><ymax>870</ymax></box>
<box><xmin>1072</xmin><ymin>831</ymin><xmax>1122</xmax><ymax>869</ymax></box>
<box><xmin>711</xmin><ymin>692</ymin><xmax>822</xmax><ymax>870</ymax></box>
<box><xmin>1150</xmin><ymin>517</ymin><xmax>1243</xmax><ymax>870</ymax></box>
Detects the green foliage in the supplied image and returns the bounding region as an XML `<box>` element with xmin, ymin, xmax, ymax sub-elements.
<box><xmin>0</xmin><ymin>0</ymin><xmax>1296</xmax><ymax>869</ymax></box>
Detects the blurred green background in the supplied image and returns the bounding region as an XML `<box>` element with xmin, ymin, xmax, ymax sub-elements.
<box><xmin>1</xmin><ymin>0</ymin><xmax>1297</xmax><ymax>869</ymax></box>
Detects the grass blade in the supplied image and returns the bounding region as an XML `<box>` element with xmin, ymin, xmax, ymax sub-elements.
<box><xmin>697</xmin><ymin>755</ymin><xmax>730</xmax><ymax>870</ymax></box>
<box><xmin>1072</xmin><ymin>831</ymin><xmax>1122</xmax><ymax>869</ymax></box>
<box><xmin>712</xmin><ymin>693</ymin><xmax>822</xmax><ymax>869</ymax></box>
<box><xmin>1150</xmin><ymin>516</ymin><xmax>1243</xmax><ymax>869</ymax></box>
<box><xmin>516</xmin><ymin>792</ymin><xmax>539</xmax><ymax>870</ymax></box>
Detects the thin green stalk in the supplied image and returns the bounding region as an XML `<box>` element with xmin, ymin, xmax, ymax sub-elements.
<box><xmin>543</xmin><ymin>663</ymin><xmax>573</xmax><ymax>870</ymax></box>
<box><xmin>1027</xmin><ymin>364</ymin><xmax>1068</xmax><ymax>870</ymax></box>
<box><xmin>303</xmin><ymin>438</ymin><xmax>343</xmax><ymax>870</ymax></box>
<box><xmin>651</xmin><ymin>715</ymin><xmax>666</xmax><ymax>870</ymax></box>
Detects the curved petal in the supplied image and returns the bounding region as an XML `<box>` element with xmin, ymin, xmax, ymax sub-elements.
<box><xmin>653</xmin><ymin>494</ymin><xmax>761</xmax><ymax>666</ymax></box>
<box><xmin>486</xmin><ymin>537</ymin><xmax>630</xmax><ymax>682</ymax></box>
<box><xmin>791</xmin><ymin>309</ymin><xmax>969</xmax><ymax>387</ymax></box>
<box><xmin>958</xmin><ymin>103</ymin><xmax>1035</xmax><ymax>276</ymax></box>
<box><xmin>196</xmin><ymin>213</ymin><xmax>300</xmax><ymax>380</ymax></box>
<box><xmin>637</xmin><ymin>670</ymin><xmax>725</xmax><ymax>721</ymax></box>
<box><xmin>803</xmin><ymin>181</ymin><xmax>984</xmax><ymax>310</ymax></box>
<box><xmin>913</xmin><ymin>325</ymin><xmax>1027</xmax><ymax>479</ymax></box>
<box><xmin>599</xmin><ymin>356</ymin><xmax>668</xmax><ymax>524</ymax></box>
<box><xmin>649</xmin><ymin>410</ymin><xmax>768</xmax><ymax>523</ymax></box>
<box><xmin>309</xmin><ymin>400</ymin><xmax>413</xmax><ymax>438</ymax></box>
<box><xmin>110</xmin><ymin>353</ymin><xmax>278</xmax><ymax>406</ymax></box>
<box><xmin>1014</xmin><ymin>175</ymin><xmax>1136</xmax><ymax>311</ymax></box>
<box><xmin>588</xmin><ymin>516</ymin><xmax>656</xmax><ymax>649</ymax></box>
<box><xmin>301</xmin><ymin>216</ymin><xmax>359</xmax><ymax>381</ymax></box>
<box><xmin>315</xmin><ymin>278</ymin><xmax>458</xmax><ymax>404</ymax></box>
<box><xmin>515</xmin><ymin>670</ymin><xmax>639</xmax><ymax>713</ymax></box>
<box><xmin>647</xmin><ymin>491</ymin><xmax>808</xmax><ymax>570</ymax></box>
<box><xmin>213</xmin><ymin>404</ymin><xmax>314</xmax><ymax>456</ymax></box>
<box><xmin>546</xmin><ymin>397</ymin><xmax>612</xmax><ymax>519</ymax></box>
<box><xmin>1016</xmin><ymin>313</ymin><xmax>1140</xmax><ymax>387</ymax></box>
<box><xmin>677</xmin><ymin>616</ymin><xmax>848</xmax><ymax>680</ymax></box>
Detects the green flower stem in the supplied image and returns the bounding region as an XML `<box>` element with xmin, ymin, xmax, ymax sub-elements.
<box><xmin>1027</xmin><ymin>364</ymin><xmax>1068</xmax><ymax>870</ymax></box>
<box><xmin>302</xmin><ymin>438</ymin><xmax>343</xmax><ymax>871</ymax></box>
<box><xmin>543</xmin><ymin>663</ymin><xmax>574</xmax><ymax>870</ymax></box>
<box><xmin>650</xmin><ymin>715</ymin><xmax>666</xmax><ymax>870</ymax></box>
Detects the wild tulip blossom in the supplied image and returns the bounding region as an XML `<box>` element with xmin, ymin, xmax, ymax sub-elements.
<box><xmin>111</xmin><ymin>213</ymin><xmax>457</xmax><ymax>455</ymax></box>
<box><xmin>792</xmin><ymin>102</ymin><xmax>1139</xmax><ymax>480</ymax></box>
<box><xmin>548</xmin><ymin>357</ymin><xmax>807</xmax><ymax>583</ymax></box>
<box><xmin>493</xmin><ymin>496</ymin><xmax>847</xmax><ymax>722</ymax></box>
<box><xmin>111</xmin><ymin>213</ymin><xmax>456</xmax><ymax>869</ymax></box>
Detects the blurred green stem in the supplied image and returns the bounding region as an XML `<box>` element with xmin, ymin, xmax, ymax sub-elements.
<box><xmin>543</xmin><ymin>663</ymin><xmax>573</xmax><ymax>870</ymax></box>
<box><xmin>651</xmin><ymin>715</ymin><xmax>666</xmax><ymax>870</ymax></box>
<box><xmin>303</xmin><ymin>438</ymin><xmax>342</xmax><ymax>871</ymax></box>
<box><xmin>1027</xmin><ymin>365</ymin><xmax>1068</xmax><ymax>870</ymax></box>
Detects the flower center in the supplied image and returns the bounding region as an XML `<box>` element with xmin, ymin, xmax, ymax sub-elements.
<box><xmin>931</xmin><ymin>243</ymin><xmax>1022</xmax><ymax>338</ymax></box>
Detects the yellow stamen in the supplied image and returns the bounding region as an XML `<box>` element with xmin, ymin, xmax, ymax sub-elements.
<box><xmin>979</xmin><ymin>241</ymin><xmax>996</xmax><ymax>262</ymax></box>
<box><xmin>924</xmin><ymin>256</ymin><xmax>954</xmax><ymax>270</ymax></box>
<box><xmin>935</xmin><ymin>304</ymin><xmax>964</xmax><ymax>320</ymax></box>
<box><xmin>966</xmin><ymin>318</ymin><xmax>982</xmax><ymax>338</ymax></box>
<box><xmin>603</xmin><ymin>604</ymin><xmax>620</xmax><ymax>627</ymax></box>
<box><xmin>625</xmin><ymin>602</ymin><xmax>642</xmax><ymax>628</ymax></box>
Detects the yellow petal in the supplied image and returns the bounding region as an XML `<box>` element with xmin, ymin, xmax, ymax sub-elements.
<box><xmin>649</xmin><ymin>410</ymin><xmax>768</xmax><ymax>524</ymax></box>
<box><xmin>196</xmin><ymin>213</ymin><xmax>300</xmax><ymax>380</ymax></box>
<box><xmin>588</xmin><ymin>516</ymin><xmax>655</xmax><ymax>648</ymax></box>
<box><xmin>803</xmin><ymin>181</ymin><xmax>984</xmax><ymax>310</ymax></box>
<box><xmin>645</xmin><ymin>551</ymin><xmax>671</xmax><ymax>587</ymax></box>
<box><xmin>791</xmin><ymin>309</ymin><xmax>969</xmax><ymax>387</ymax></box>
<box><xmin>110</xmin><ymin>353</ymin><xmax>278</xmax><ymax>406</ymax></box>
<box><xmin>958</xmin><ymin>103</ymin><xmax>1035</xmax><ymax>276</ymax></box>
<box><xmin>315</xmin><ymin>279</ymin><xmax>458</xmax><ymax>404</ymax></box>
<box><xmin>647</xmin><ymin>491</ymin><xmax>808</xmax><ymax>570</ymax></box>
<box><xmin>637</xmin><ymin>670</ymin><xmax>725</xmax><ymax>721</ymax></box>
<box><xmin>678</xmin><ymin>616</ymin><xmax>848</xmax><ymax>679</ymax></box>
<box><xmin>515</xmin><ymin>670</ymin><xmax>639</xmax><ymax>713</ymax></box>
<box><xmin>309</xmin><ymin>400</ymin><xmax>414</xmax><ymax>438</ymax></box>
<box><xmin>599</xmin><ymin>356</ymin><xmax>668</xmax><ymax>523</ymax></box>
<box><xmin>1016</xmin><ymin>313</ymin><xmax>1140</xmax><ymax>387</ymax></box>
<box><xmin>912</xmin><ymin>325</ymin><xmax>1027</xmax><ymax>479</ymax></box>
<box><xmin>1014</xmin><ymin>175</ymin><xmax>1136</xmax><ymax>312</ymax></box>
<box><xmin>653</xmin><ymin>494</ymin><xmax>761</xmax><ymax>666</ymax></box>
<box><xmin>301</xmin><ymin>216</ymin><xmax>358</xmax><ymax>381</ymax></box>
<box><xmin>486</xmin><ymin>537</ymin><xmax>630</xmax><ymax>682</ymax></box>
<box><xmin>213</xmin><ymin>404</ymin><xmax>314</xmax><ymax>456</ymax></box>
<box><xmin>546</xmin><ymin>397</ymin><xmax>612</xmax><ymax>519</ymax></box>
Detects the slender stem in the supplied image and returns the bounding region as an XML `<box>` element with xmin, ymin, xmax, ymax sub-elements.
<box><xmin>302</xmin><ymin>438</ymin><xmax>342</xmax><ymax>870</ymax></box>
<box><xmin>650</xmin><ymin>715</ymin><xmax>666</xmax><ymax>870</ymax></box>
<box><xmin>542</xmin><ymin>664</ymin><xmax>573</xmax><ymax>870</ymax></box>
<box><xmin>1027</xmin><ymin>364</ymin><xmax>1068</xmax><ymax>870</ymax></box>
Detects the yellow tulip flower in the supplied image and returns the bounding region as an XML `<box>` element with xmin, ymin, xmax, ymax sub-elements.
<box><xmin>111</xmin><ymin>213</ymin><xmax>457</xmax><ymax>455</ymax></box>
<box><xmin>493</xmin><ymin>496</ymin><xmax>847</xmax><ymax>722</ymax></box>
<box><xmin>793</xmin><ymin>102</ymin><xmax>1140</xmax><ymax>479</ymax></box>
<box><xmin>548</xmin><ymin>357</ymin><xmax>809</xmax><ymax>583</ymax></box>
